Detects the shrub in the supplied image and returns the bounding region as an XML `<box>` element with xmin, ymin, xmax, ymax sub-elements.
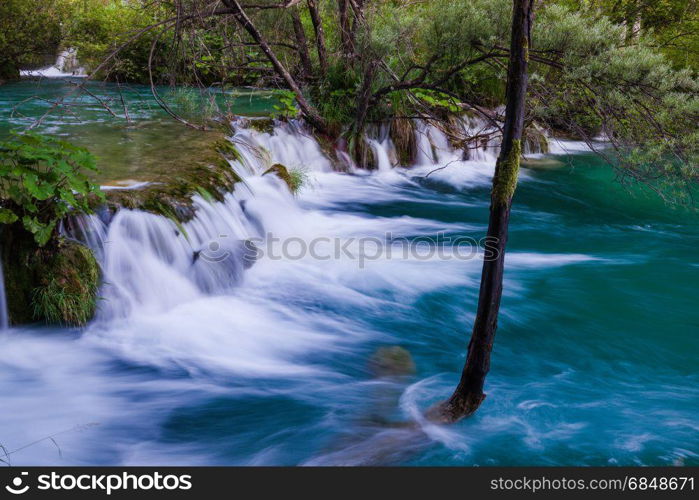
<box><xmin>0</xmin><ymin>132</ymin><xmax>104</xmax><ymax>246</ymax></box>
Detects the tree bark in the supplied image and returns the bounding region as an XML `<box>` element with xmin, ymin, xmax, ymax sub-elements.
<box><xmin>429</xmin><ymin>0</ymin><xmax>533</xmax><ymax>423</ymax></box>
<box><xmin>307</xmin><ymin>0</ymin><xmax>328</xmax><ymax>76</ymax></box>
<box><xmin>221</xmin><ymin>0</ymin><xmax>326</xmax><ymax>132</ymax></box>
<box><xmin>338</xmin><ymin>0</ymin><xmax>354</xmax><ymax>58</ymax></box>
<box><xmin>290</xmin><ymin>7</ymin><xmax>313</xmax><ymax>79</ymax></box>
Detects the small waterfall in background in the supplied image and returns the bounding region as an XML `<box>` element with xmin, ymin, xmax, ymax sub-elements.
<box><xmin>20</xmin><ymin>48</ymin><xmax>87</xmax><ymax>78</ymax></box>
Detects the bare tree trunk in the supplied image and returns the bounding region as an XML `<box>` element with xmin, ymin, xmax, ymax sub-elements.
<box><xmin>354</xmin><ymin>59</ymin><xmax>378</xmax><ymax>134</ymax></box>
<box><xmin>429</xmin><ymin>0</ymin><xmax>534</xmax><ymax>423</ymax></box>
<box><xmin>349</xmin><ymin>0</ymin><xmax>365</xmax><ymax>49</ymax></box>
<box><xmin>307</xmin><ymin>0</ymin><xmax>328</xmax><ymax>76</ymax></box>
<box><xmin>221</xmin><ymin>0</ymin><xmax>326</xmax><ymax>132</ymax></box>
<box><xmin>338</xmin><ymin>0</ymin><xmax>354</xmax><ymax>58</ymax></box>
<box><xmin>291</xmin><ymin>7</ymin><xmax>312</xmax><ymax>79</ymax></box>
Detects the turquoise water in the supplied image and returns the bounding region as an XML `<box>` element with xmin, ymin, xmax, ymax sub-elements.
<box><xmin>0</xmin><ymin>78</ymin><xmax>276</xmax><ymax>183</ymax></box>
<box><xmin>0</xmin><ymin>80</ymin><xmax>697</xmax><ymax>466</ymax></box>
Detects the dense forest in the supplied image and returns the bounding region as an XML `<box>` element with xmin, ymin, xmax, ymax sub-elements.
<box><xmin>2</xmin><ymin>1</ymin><xmax>698</xmax><ymax>170</ymax></box>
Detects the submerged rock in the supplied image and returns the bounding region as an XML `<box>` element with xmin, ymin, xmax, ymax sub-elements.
<box><xmin>521</xmin><ymin>157</ymin><xmax>566</xmax><ymax>170</ymax></box>
<box><xmin>368</xmin><ymin>346</ymin><xmax>416</xmax><ymax>377</ymax></box>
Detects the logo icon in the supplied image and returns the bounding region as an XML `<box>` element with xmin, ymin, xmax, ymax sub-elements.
<box><xmin>5</xmin><ymin>472</ymin><xmax>29</xmax><ymax>495</ymax></box>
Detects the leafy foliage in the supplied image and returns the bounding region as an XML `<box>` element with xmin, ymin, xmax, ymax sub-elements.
<box><xmin>0</xmin><ymin>133</ymin><xmax>104</xmax><ymax>246</ymax></box>
<box><xmin>0</xmin><ymin>0</ymin><xmax>63</xmax><ymax>79</ymax></box>
<box><xmin>272</xmin><ymin>90</ymin><xmax>300</xmax><ymax>119</ymax></box>
<box><xmin>528</xmin><ymin>4</ymin><xmax>699</xmax><ymax>204</ymax></box>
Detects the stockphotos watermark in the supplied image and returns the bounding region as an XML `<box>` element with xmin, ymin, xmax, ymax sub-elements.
<box><xmin>4</xmin><ymin>470</ymin><xmax>192</xmax><ymax>495</ymax></box>
<box><xmin>197</xmin><ymin>232</ymin><xmax>501</xmax><ymax>268</ymax></box>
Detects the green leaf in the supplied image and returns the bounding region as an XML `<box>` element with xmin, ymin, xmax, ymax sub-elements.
<box><xmin>1</xmin><ymin>131</ymin><xmax>103</xmax><ymax>245</ymax></box>
<box><xmin>23</xmin><ymin>173</ymin><xmax>55</xmax><ymax>200</ymax></box>
<box><xmin>0</xmin><ymin>208</ymin><xmax>18</xmax><ymax>224</ymax></box>
<box><xmin>21</xmin><ymin>216</ymin><xmax>56</xmax><ymax>247</ymax></box>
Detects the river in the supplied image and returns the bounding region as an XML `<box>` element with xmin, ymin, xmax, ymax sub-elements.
<box><xmin>0</xmin><ymin>79</ymin><xmax>697</xmax><ymax>466</ymax></box>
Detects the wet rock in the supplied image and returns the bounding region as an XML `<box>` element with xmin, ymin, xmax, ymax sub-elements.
<box><xmin>368</xmin><ymin>346</ymin><xmax>416</xmax><ymax>377</ymax></box>
<box><xmin>263</xmin><ymin>163</ymin><xmax>295</xmax><ymax>191</ymax></box>
<box><xmin>389</xmin><ymin>118</ymin><xmax>417</xmax><ymax>166</ymax></box>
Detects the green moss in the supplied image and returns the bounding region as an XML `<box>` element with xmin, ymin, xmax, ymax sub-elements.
<box><xmin>523</xmin><ymin>35</ymin><xmax>529</xmax><ymax>63</ymax></box>
<box><xmin>1</xmin><ymin>225</ymin><xmax>99</xmax><ymax>326</ymax></box>
<box><xmin>102</xmin><ymin>139</ymin><xmax>242</xmax><ymax>223</ymax></box>
<box><xmin>262</xmin><ymin>163</ymin><xmax>307</xmax><ymax>193</ymax></box>
<box><xmin>244</xmin><ymin>117</ymin><xmax>275</xmax><ymax>134</ymax></box>
<box><xmin>491</xmin><ymin>139</ymin><xmax>522</xmax><ymax>205</ymax></box>
<box><xmin>32</xmin><ymin>239</ymin><xmax>99</xmax><ymax>326</ymax></box>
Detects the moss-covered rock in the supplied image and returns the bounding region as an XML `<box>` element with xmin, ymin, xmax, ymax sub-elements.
<box><xmin>263</xmin><ymin>163</ymin><xmax>293</xmax><ymax>190</ymax></box>
<box><xmin>244</xmin><ymin>117</ymin><xmax>276</xmax><ymax>134</ymax></box>
<box><xmin>521</xmin><ymin>157</ymin><xmax>566</xmax><ymax>170</ymax></box>
<box><xmin>101</xmin><ymin>139</ymin><xmax>242</xmax><ymax>223</ymax></box>
<box><xmin>347</xmin><ymin>133</ymin><xmax>377</xmax><ymax>170</ymax></box>
<box><xmin>32</xmin><ymin>239</ymin><xmax>99</xmax><ymax>326</ymax></box>
<box><xmin>368</xmin><ymin>346</ymin><xmax>416</xmax><ymax>377</ymax></box>
<box><xmin>262</xmin><ymin>163</ymin><xmax>308</xmax><ymax>194</ymax></box>
<box><xmin>1</xmin><ymin>224</ymin><xmax>99</xmax><ymax>326</ymax></box>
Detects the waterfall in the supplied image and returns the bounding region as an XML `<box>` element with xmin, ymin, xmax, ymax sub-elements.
<box><xmin>67</xmin><ymin>120</ymin><xmax>333</xmax><ymax>321</ymax></box>
<box><xmin>62</xmin><ymin>114</ymin><xmax>576</xmax><ymax>324</ymax></box>
<box><xmin>20</xmin><ymin>48</ymin><xmax>87</xmax><ymax>78</ymax></box>
<box><xmin>367</xmin><ymin>138</ymin><xmax>393</xmax><ymax>172</ymax></box>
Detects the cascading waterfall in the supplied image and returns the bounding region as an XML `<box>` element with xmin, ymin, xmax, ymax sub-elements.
<box><xmin>66</xmin><ymin>119</ymin><xmax>338</xmax><ymax>322</ymax></box>
<box><xmin>1</xmin><ymin>101</ymin><xmax>693</xmax><ymax>467</ymax></box>
<box><xmin>68</xmin><ymin>114</ymin><xmax>552</xmax><ymax>324</ymax></box>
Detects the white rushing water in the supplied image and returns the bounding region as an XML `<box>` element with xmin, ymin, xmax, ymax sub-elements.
<box><xmin>20</xmin><ymin>48</ymin><xmax>87</xmax><ymax>78</ymax></box>
<box><xmin>0</xmin><ymin>116</ymin><xmax>605</xmax><ymax>465</ymax></box>
<box><xmin>67</xmin><ymin>116</ymin><xmax>519</xmax><ymax>323</ymax></box>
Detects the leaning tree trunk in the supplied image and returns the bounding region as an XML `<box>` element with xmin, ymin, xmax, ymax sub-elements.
<box><xmin>222</xmin><ymin>0</ymin><xmax>327</xmax><ymax>132</ymax></box>
<box><xmin>429</xmin><ymin>0</ymin><xmax>533</xmax><ymax>423</ymax></box>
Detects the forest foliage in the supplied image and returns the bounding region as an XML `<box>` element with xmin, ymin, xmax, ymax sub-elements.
<box><xmin>1</xmin><ymin>0</ymin><xmax>698</xmax><ymax>203</ymax></box>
